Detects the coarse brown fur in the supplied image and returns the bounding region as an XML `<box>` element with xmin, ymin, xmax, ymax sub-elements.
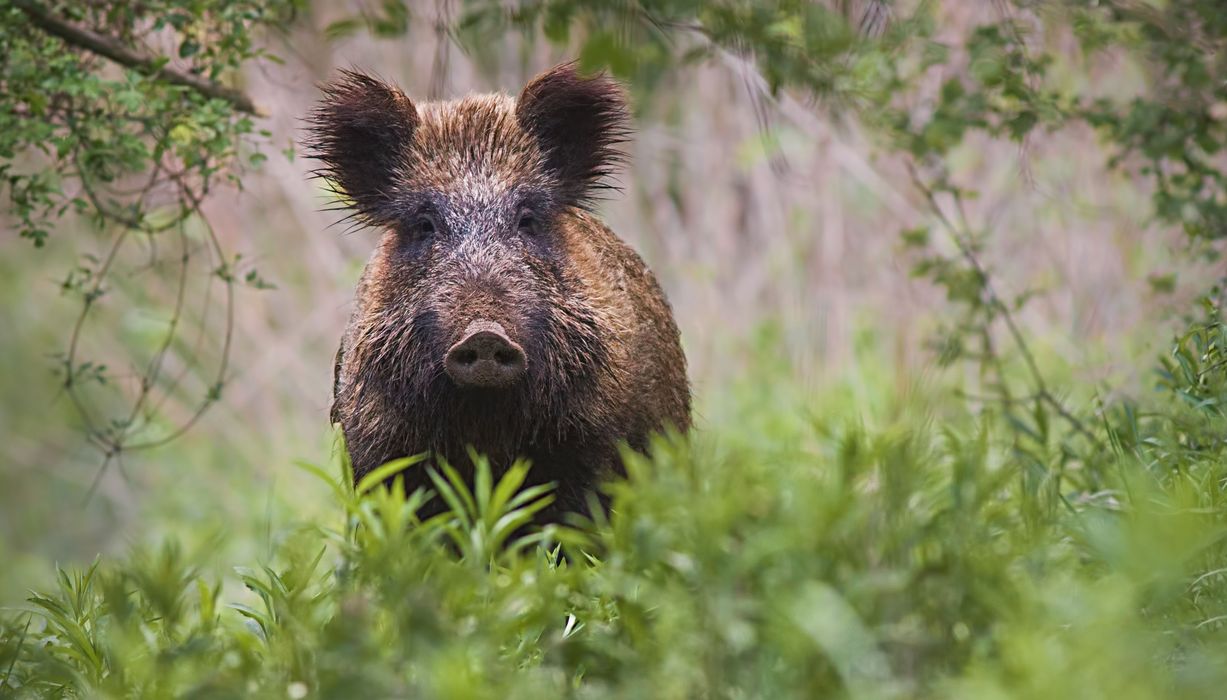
<box><xmin>307</xmin><ymin>64</ymin><xmax>690</xmax><ymax>518</ymax></box>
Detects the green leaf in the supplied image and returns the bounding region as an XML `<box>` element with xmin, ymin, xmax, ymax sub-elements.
<box><xmin>356</xmin><ymin>454</ymin><xmax>427</xmax><ymax>496</ymax></box>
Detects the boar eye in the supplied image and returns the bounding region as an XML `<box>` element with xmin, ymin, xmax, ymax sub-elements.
<box><xmin>517</xmin><ymin>210</ymin><xmax>536</xmax><ymax>235</ymax></box>
<box><xmin>407</xmin><ymin>214</ymin><xmax>436</xmax><ymax>239</ymax></box>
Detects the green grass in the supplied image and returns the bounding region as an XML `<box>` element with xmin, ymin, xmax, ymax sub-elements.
<box><xmin>3</xmin><ymin>333</ymin><xmax>1227</xmax><ymax>699</ymax></box>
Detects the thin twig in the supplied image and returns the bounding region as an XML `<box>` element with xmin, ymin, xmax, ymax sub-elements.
<box><xmin>13</xmin><ymin>0</ymin><xmax>264</xmax><ymax>116</ymax></box>
<box><xmin>65</xmin><ymin>141</ymin><xmax>233</xmax><ymax>478</ymax></box>
<box><xmin>111</xmin><ymin>217</ymin><xmax>193</xmax><ymax>449</ymax></box>
<box><xmin>82</xmin><ymin>450</ymin><xmax>116</xmax><ymax>506</ymax></box>
<box><xmin>64</xmin><ymin>142</ymin><xmax>191</xmax><ymax>450</ymax></box>
<box><xmin>120</xmin><ymin>175</ymin><xmax>234</xmax><ymax>450</ymax></box>
<box><xmin>907</xmin><ymin>161</ymin><xmax>1105</xmax><ymax>451</ymax></box>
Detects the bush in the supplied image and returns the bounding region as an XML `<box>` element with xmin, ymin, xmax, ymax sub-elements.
<box><xmin>4</xmin><ymin>326</ymin><xmax>1227</xmax><ymax>699</ymax></box>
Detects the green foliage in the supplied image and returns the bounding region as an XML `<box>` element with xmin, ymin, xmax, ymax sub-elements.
<box><xmin>1159</xmin><ymin>293</ymin><xmax>1227</xmax><ymax>421</ymax></box>
<box><xmin>856</xmin><ymin>0</ymin><xmax>1227</xmax><ymax>510</ymax></box>
<box><xmin>0</xmin><ymin>0</ymin><xmax>300</xmax><ymax>461</ymax></box>
<box><xmin>1</xmin><ymin>0</ymin><xmax>295</xmax><ymax>246</ymax></box>
<box><xmin>7</xmin><ymin>1</ymin><xmax>1227</xmax><ymax>697</ymax></box>
<box><xmin>1075</xmin><ymin>0</ymin><xmax>1227</xmax><ymax>244</ymax></box>
<box><xmin>5</xmin><ymin>327</ymin><xmax>1227</xmax><ymax>697</ymax></box>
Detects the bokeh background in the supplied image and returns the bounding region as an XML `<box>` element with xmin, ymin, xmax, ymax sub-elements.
<box><xmin>1</xmin><ymin>0</ymin><xmax>1219</xmax><ymax>601</ymax></box>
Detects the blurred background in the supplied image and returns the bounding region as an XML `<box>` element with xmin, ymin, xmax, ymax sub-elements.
<box><xmin>1</xmin><ymin>0</ymin><xmax>1220</xmax><ymax>600</ymax></box>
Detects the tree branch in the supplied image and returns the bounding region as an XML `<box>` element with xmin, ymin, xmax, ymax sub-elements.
<box><xmin>13</xmin><ymin>0</ymin><xmax>264</xmax><ymax>116</ymax></box>
<box><xmin>905</xmin><ymin>161</ymin><xmax>1106</xmax><ymax>452</ymax></box>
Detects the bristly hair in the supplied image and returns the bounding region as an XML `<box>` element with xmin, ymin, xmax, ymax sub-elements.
<box><xmin>516</xmin><ymin>62</ymin><xmax>631</xmax><ymax>210</ymax></box>
<box><xmin>304</xmin><ymin>69</ymin><xmax>418</xmax><ymax>227</ymax></box>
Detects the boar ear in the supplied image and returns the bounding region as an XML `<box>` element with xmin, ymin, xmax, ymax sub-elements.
<box><xmin>306</xmin><ymin>70</ymin><xmax>418</xmax><ymax>224</ymax></box>
<box><xmin>516</xmin><ymin>63</ymin><xmax>630</xmax><ymax>208</ymax></box>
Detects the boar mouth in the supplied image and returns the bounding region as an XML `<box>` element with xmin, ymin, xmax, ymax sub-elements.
<box><xmin>443</xmin><ymin>320</ymin><xmax>528</xmax><ymax>390</ymax></box>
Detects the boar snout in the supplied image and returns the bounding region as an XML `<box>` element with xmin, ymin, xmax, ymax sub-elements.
<box><xmin>444</xmin><ymin>320</ymin><xmax>527</xmax><ymax>389</ymax></box>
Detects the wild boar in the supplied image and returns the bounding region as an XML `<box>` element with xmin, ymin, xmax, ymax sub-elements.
<box><xmin>308</xmin><ymin>64</ymin><xmax>690</xmax><ymax>517</ymax></box>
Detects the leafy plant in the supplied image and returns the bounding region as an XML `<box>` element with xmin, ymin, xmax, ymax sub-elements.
<box><xmin>6</xmin><ymin>334</ymin><xmax>1227</xmax><ymax>697</ymax></box>
<box><xmin>0</xmin><ymin>0</ymin><xmax>300</xmax><ymax>470</ymax></box>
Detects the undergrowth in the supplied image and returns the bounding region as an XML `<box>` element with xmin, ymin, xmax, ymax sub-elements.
<box><xmin>3</xmin><ymin>315</ymin><xmax>1227</xmax><ymax>699</ymax></box>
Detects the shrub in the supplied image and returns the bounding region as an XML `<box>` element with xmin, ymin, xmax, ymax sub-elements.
<box><xmin>4</xmin><ymin>327</ymin><xmax>1227</xmax><ymax>698</ymax></box>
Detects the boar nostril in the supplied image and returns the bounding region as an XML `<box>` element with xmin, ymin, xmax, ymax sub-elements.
<box><xmin>454</xmin><ymin>348</ymin><xmax>479</xmax><ymax>366</ymax></box>
<box><xmin>444</xmin><ymin>320</ymin><xmax>527</xmax><ymax>389</ymax></box>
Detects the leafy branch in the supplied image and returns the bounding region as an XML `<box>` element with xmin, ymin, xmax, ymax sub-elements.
<box><xmin>1</xmin><ymin>0</ymin><xmax>298</xmax><ymax>481</ymax></box>
<box><xmin>905</xmin><ymin>161</ymin><xmax>1104</xmax><ymax>454</ymax></box>
<box><xmin>12</xmin><ymin>0</ymin><xmax>264</xmax><ymax>115</ymax></box>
